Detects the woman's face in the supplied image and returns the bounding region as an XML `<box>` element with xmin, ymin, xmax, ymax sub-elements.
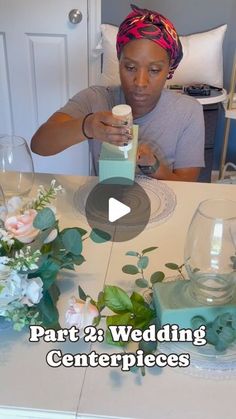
<box><xmin>119</xmin><ymin>38</ymin><xmax>170</xmax><ymax>119</ymax></box>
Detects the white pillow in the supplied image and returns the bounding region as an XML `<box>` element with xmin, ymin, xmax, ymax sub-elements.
<box><xmin>100</xmin><ymin>24</ymin><xmax>120</xmax><ymax>86</ymax></box>
<box><xmin>99</xmin><ymin>23</ymin><xmax>227</xmax><ymax>88</ymax></box>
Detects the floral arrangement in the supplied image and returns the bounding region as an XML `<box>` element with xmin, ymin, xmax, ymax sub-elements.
<box><xmin>0</xmin><ymin>180</ymin><xmax>110</xmax><ymax>331</ymax></box>
<box><xmin>66</xmin><ymin>246</ymin><xmax>236</xmax><ymax>360</ymax></box>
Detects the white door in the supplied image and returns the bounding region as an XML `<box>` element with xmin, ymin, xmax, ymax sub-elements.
<box><xmin>0</xmin><ymin>0</ymin><xmax>100</xmax><ymax>175</ymax></box>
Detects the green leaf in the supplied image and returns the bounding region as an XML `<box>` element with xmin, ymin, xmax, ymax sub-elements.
<box><xmin>97</xmin><ymin>291</ymin><xmax>105</xmax><ymax>311</ymax></box>
<box><xmin>122</xmin><ymin>264</ymin><xmax>139</xmax><ymax>275</ymax></box>
<box><xmin>48</xmin><ymin>282</ymin><xmax>60</xmax><ymax>304</ymax></box>
<box><xmin>37</xmin><ymin>284</ymin><xmax>60</xmax><ymax>329</ymax></box>
<box><xmin>130</xmin><ymin>292</ymin><xmax>145</xmax><ymax>304</ymax></box>
<box><xmin>132</xmin><ymin>301</ymin><xmax>155</xmax><ymax>324</ymax></box>
<box><xmin>135</xmin><ymin>278</ymin><xmax>149</xmax><ymax>288</ymax></box>
<box><xmin>137</xmin><ymin>256</ymin><xmax>149</xmax><ymax>270</ymax></box>
<box><xmin>60</xmin><ymin>228</ymin><xmax>82</xmax><ymax>255</ymax></box>
<box><xmin>70</xmin><ymin>254</ymin><xmax>86</xmax><ymax>266</ymax></box>
<box><xmin>142</xmin><ymin>246</ymin><xmax>158</xmax><ymax>255</ymax></box>
<box><xmin>30</xmin><ymin>226</ymin><xmax>56</xmax><ymax>253</ymax></box>
<box><xmin>33</xmin><ymin>207</ymin><xmax>56</xmax><ymax>230</ymax></box>
<box><xmin>106</xmin><ymin>312</ymin><xmax>133</xmax><ymax>327</ymax></box>
<box><xmin>76</xmin><ymin>227</ymin><xmax>88</xmax><ymax>237</ymax></box>
<box><xmin>78</xmin><ymin>286</ymin><xmax>87</xmax><ymax>301</ymax></box>
<box><xmin>104</xmin><ymin>285</ymin><xmax>133</xmax><ymax>313</ymax></box>
<box><xmin>150</xmin><ymin>271</ymin><xmax>165</xmax><ymax>284</ymax></box>
<box><xmin>105</xmin><ymin>329</ymin><xmax>126</xmax><ymax>347</ymax></box>
<box><xmin>59</xmin><ymin>227</ymin><xmax>88</xmax><ymax>240</ymax></box>
<box><xmin>165</xmin><ymin>262</ymin><xmax>179</xmax><ymax>270</ymax></box>
<box><xmin>139</xmin><ymin>339</ymin><xmax>157</xmax><ymax>354</ymax></box>
<box><xmin>90</xmin><ymin>228</ymin><xmax>111</xmax><ymax>243</ymax></box>
<box><xmin>106</xmin><ymin>313</ymin><xmax>133</xmax><ymax>347</ymax></box>
<box><xmin>126</xmin><ymin>251</ymin><xmax>140</xmax><ymax>257</ymax></box>
<box><xmin>29</xmin><ymin>259</ymin><xmax>59</xmax><ymax>290</ymax></box>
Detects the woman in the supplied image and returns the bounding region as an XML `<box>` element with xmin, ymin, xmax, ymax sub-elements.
<box><xmin>31</xmin><ymin>4</ymin><xmax>205</xmax><ymax>181</ymax></box>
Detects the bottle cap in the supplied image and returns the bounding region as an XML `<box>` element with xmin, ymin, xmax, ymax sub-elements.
<box><xmin>112</xmin><ymin>104</ymin><xmax>132</xmax><ymax>117</ymax></box>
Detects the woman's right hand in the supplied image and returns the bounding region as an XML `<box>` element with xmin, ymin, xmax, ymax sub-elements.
<box><xmin>83</xmin><ymin>111</ymin><xmax>132</xmax><ymax>146</ymax></box>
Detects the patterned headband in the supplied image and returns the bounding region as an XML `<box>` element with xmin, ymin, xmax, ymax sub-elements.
<box><xmin>116</xmin><ymin>4</ymin><xmax>183</xmax><ymax>79</ymax></box>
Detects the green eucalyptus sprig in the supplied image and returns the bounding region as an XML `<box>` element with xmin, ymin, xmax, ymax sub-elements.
<box><xmin>164</xmin><ymin>262</ymin><xmax>186</xmax><ymax>280</ymax></box>
<box><xmin>122</xmin><ymin>246</ymin><xmax>164</xmax><ymax>289</ymax></box>
<box><xmin>121</xmin><ymin>246</ymin><xmax>186</xmax><ymax>289</ymax></box>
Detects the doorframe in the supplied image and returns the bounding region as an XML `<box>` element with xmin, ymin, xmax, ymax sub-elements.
<box><xmin>88</xmin><ymin>0</ymin><xmax>101</xmax><ymax>86</ymax></box>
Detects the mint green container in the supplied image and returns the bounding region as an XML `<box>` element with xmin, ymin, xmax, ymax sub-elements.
<box><xmin>99</xmin><ymin>125</ymin><xmax>139</xmax><ymax>184</ymax></box>
<box><xmin>153</xmin><ymin>280</ymin><xmax>236</xmax><ymax>329</ymax></box>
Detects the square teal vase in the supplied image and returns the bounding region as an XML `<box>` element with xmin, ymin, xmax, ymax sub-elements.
<box><xmin>99</xmin><ymin>125</ymin><xmax>139</xmax><ymax>184</ymax></box>
<box><xmin>153</xmin><ymin>280</ymin><xmax>236</xmax><ymax>329</ymax></box>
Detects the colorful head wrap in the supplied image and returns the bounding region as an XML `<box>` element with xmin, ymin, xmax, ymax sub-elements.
<box><xmin>116</xmin><ymin>4</ymin><xmax>183</xmax><ymax>79</ymax></box>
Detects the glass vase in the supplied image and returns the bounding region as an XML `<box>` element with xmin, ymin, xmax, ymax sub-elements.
<box><xmin>184</xmin><ymin>199</ymin><xmax>236</xmax><ymax>305</ymax></box>
<box><xmin>0</xmin><ymin>135</ymin><xmax>34</xmax><ymax>197</ymax></box>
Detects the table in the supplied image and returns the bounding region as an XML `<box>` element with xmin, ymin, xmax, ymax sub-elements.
<box><xmin>195</xmin><ymin>88</ymin><xmax>227</xmax><ymax>106</ymax></box>
<box><xmin>0</xmin><ymin>174</ymin><xmax>236</xmax><ymax>419</ymax></box>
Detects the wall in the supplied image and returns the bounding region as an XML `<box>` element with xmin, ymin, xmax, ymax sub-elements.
<box><xmin>102</xmin><ymin>0</ymin><xmax>236</xmax><ymax>169</ymax></box>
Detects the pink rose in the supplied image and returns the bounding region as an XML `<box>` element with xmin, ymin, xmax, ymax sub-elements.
<box><xmin>65</xmin><ymin>297</ymin><xmax>99</xmax><ymax>336</ymax></box>
<box><xmin>5</xmin><ymin>209</ymin><xmax>39</xmax><ymax>243</ymax></box>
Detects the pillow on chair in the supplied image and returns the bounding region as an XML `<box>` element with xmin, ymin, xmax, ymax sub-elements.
<box><xmin>99</xmin><ymin>23</ymin><xmax>227</xmax><ymax>88</ymax></box>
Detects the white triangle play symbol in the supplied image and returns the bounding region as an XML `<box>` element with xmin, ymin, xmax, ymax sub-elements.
<box><xmin>108</xmin><ymin>197</ymin><xmax>131</xmax><ymax>223</ymax></box>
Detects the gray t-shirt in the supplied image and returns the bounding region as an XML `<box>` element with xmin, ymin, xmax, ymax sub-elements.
<box><xmin>59</xmin><ymin>85</ymin><xmax>205</xmax><ymax>175</ymax></box>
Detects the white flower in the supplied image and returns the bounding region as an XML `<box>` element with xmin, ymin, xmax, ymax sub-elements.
<box><xmin>0</xmin><ymin>228</ymin><xmax>14</xmax><ymax>246</ymax></box>
<box><xmin>21</xmin><ymin>277</ymin><xmax>43</xmax><ymax>306</ymax></box>
<box><xmin>0</xmin><ymin>256</ymin><xmax>10</xmax><ymax>265</ymax></box>
<box><xmin>65</xmin><ymin>297</ymin><xmax>99</xmax><ymax>336</ymax></box>
<box><xmin>0</xmin><ymin>270</ymin><xmax>26</xmax><ymax>311</ymax></box>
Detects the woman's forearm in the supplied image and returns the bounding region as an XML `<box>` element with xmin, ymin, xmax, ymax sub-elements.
<box><xmin>31</xmin><ymin>112</ymin><xmax>86</xmax><ymax>156</ymax></box>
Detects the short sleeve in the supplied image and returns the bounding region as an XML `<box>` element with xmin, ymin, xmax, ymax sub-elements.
<box><xmin>58</xmin><ymin>86</ymin><xmax>119</xmax><ymax>119</ymax></box>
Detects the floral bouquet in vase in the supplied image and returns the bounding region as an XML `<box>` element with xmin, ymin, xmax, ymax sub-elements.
<box><xmin>0</xmin><ymin>180</ymin><xmax>109</xmax><ymax>331</ymax></box>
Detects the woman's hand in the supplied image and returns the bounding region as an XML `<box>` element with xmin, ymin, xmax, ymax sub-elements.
<box><xmin>137</xmin><ymin>143</ymin><xmax>200</xmax><ymax>181</ymax></box>
<box><xmin>84</xmin><ymin>111</ymin><xmax>132</xmax><ymax>146</ymax></box>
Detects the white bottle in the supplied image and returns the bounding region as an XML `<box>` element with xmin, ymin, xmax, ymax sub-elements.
<box><xmin>112</xmin><ymin>104</ymin><xmax>133</xmax><ymax>159</ymax></box>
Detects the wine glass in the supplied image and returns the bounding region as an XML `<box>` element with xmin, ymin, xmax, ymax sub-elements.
<box><xmin>0</xmin><ymin>183</ymin><xmax>7</xmax><ymax>222</ymax></box>
<box><xmin>184</xmin><ymin>199</ymin><xmax>236</xmax><ymax>305</ymax></box>
<box><xmin>0</xmin><ymin>135</ymin><xmax>34</xmax><ymax>198</ymax></box>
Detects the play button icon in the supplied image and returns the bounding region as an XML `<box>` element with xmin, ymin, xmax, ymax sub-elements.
<box><xmin>85</xmin><ymin>177</ymin><xmax>151</xmax><ymax>242</ymax></box>
<box><xmin>108</xmin><ymin>198</ymin><xmax>131</xmax><ymax>222</ymax></box>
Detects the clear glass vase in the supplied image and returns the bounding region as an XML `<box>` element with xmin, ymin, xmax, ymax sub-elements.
<box><xmin>184</xmin><ymin>199</ymin><xmax>236</xmax><ymax>305</ymax></box>
<box><xmin>0</xmin><ymin>135</ymin><xmax>34</xmax><ymax>197</ymax></box>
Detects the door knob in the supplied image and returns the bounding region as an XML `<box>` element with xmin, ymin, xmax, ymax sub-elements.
<box><xmin>68</xmin><ymin>9</ymin><xmax>82</xmax><ymax>24</ymax></box>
